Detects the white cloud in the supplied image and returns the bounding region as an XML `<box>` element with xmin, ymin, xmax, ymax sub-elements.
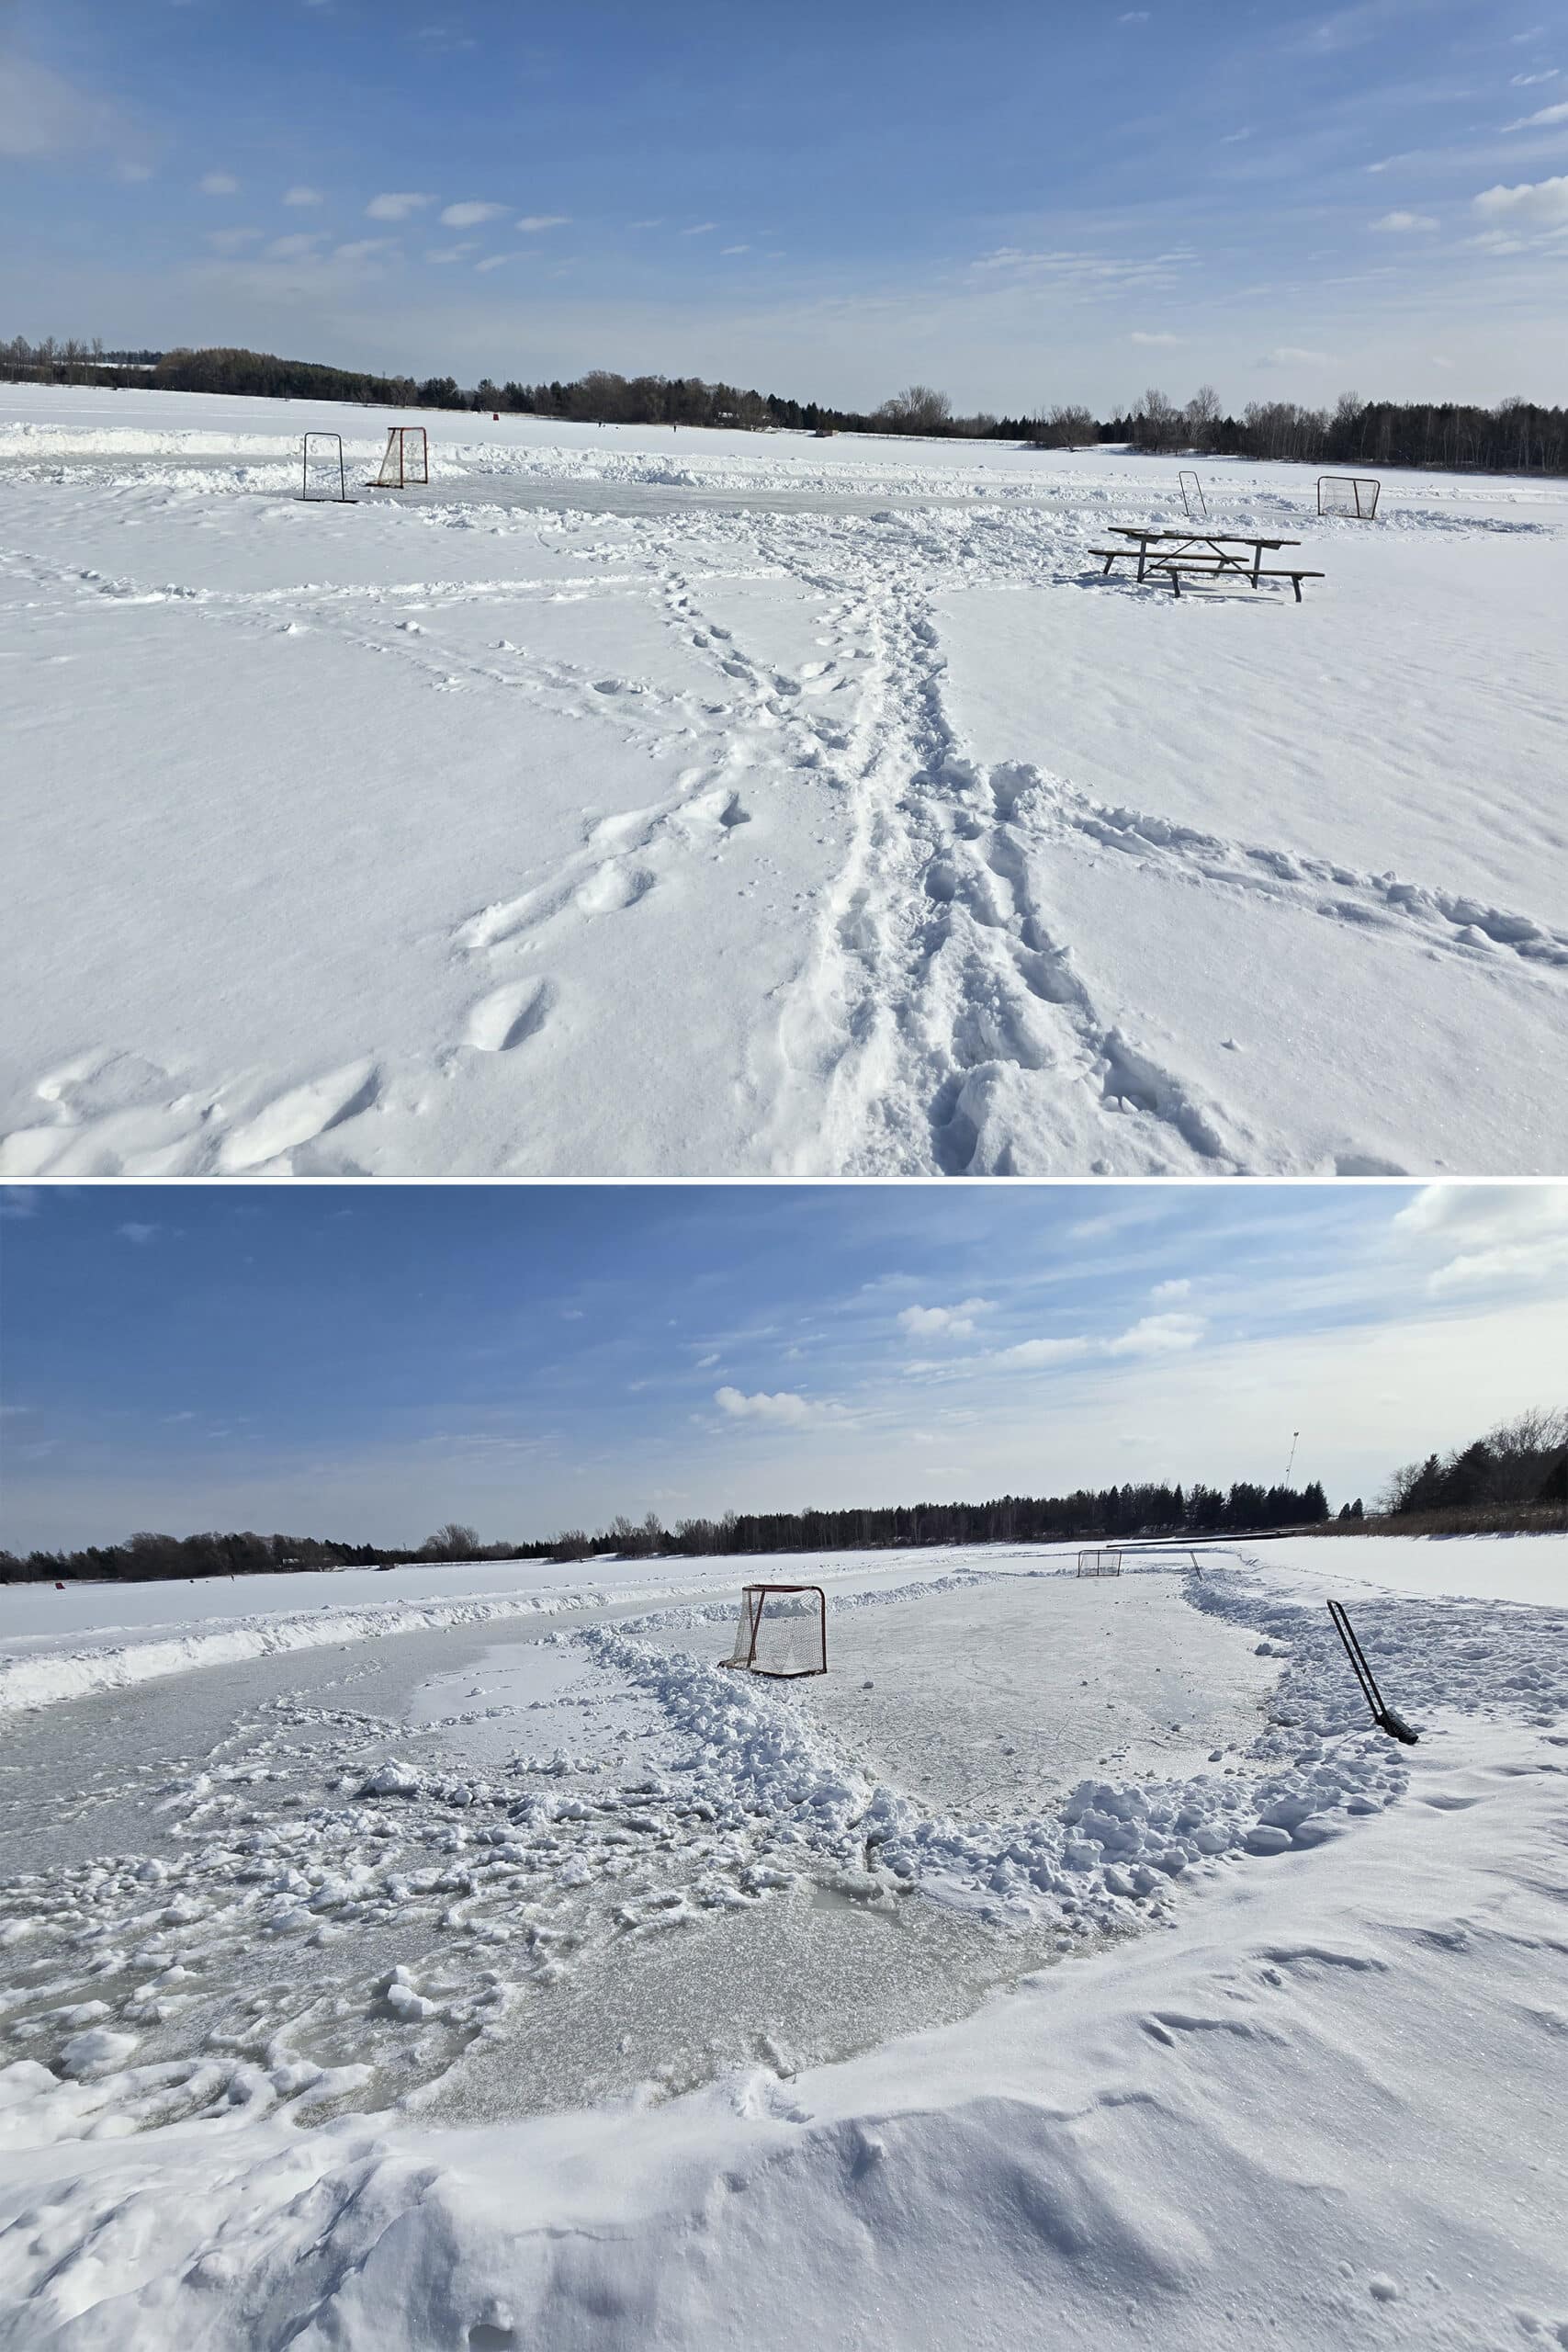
<box><xmin>366</xmin><ymin>191</ymin><xmax>431</xmax><ymax>220</ymax></box>
<box><xmin>425</xmin><ymin>241</ymin><xmax>477</xmax><ymax>264</ymax></box>
<box><xmin>1371</xmin><ymin>209</ymin><xmax>1438</xmax><ymax>231</ymax></box>
<box><xmin>1393</xmin><ymin>1183</ymin><xmax>1568</xmax><ymax>1293</ymax></box>
<box><xmin>681</xmin><ymin>220</ymin><xmax>717</xmax><ymax>235</ymax></box>
<box><xmin>629</xmin><ymin>217</ymin><xmax>664</xmax><ymax>229</ymax></box>
<box><xmin>1511</xmin><ymin>68</ymin><xmax>1560</xmax><ymax>85</ymax></box>
<box><xmin>0</xmin><ymin>1188</ymin><xmax>38</xmax><ymax>1219</ymax></box>
<box><xmin>440</xmin><ymin>199</ymin><xmax>507</xmax><ymax>227</ymax></box>
<box><xmin>997</xmin><ymin>1337</ymin><xmax>1093</xmax><ymax>1367</ymax></box>
<box><xmin>474</xmin><ymin>254</ymin><xmax>517</xmax><ymax>273</ymax></box>
<box><xmin>266</xmin><ymin>232</ymin><xmax>321</xmax><ymax>259</ymax></box>
<box><xmin>1505</xmin><ymin>99</ymin><xmax>1568</xmax><ymax>128</ymax></box>
<box><xmin>516</xmin><ymin>213</ymin><xmax>569</xmax><ymax>232</ymax></box>
<box><xmin>721</xmin><ymin>243</ymin><xmax>751</xmax><ymax>255</ymax></box>
<box><xmin>1472</xmin><ymin>174</ymin><xmax>1568</xmax><ymax>228</ymax></box>
<box><xmin>205</xmin><ymin>227</ymin><xmax>262</xmax><ymax>254</ymax></box>
<box><xmin>1264</xmin><ymin>345</ymin><xmax>1335</xmax><ymax>366</ymax></box>
<box><xmin>1150</xmin><ymin>1277</ymin><xmax>1191</xmax><ymax>1301</ymax></box>
<box><xmin>333</xmin><ymin>237</ymin><xmax>393</xmax><ymax>264</ymax></box>
<box><xmin>1131</xmin><ymin>329</ymin><xmax>1183</xmax><ymax>345</ymax></box>
<box><xmin>715</xmin><ymin>1385</ymin><xmax>815</xmax><ymax>1425</ymax></box>
<box><xmin>199</xmin><ymin>171</ymin><xmax>239</xmax><ymax>196</ymax></box>
<box><xmin>694</xmin><ymin>1351</ymin><xmax>720</xmax><ymax>1370</ymax></box>
<box><xmin>0</xmin><ymin>53</ymin><xmax>128</xmax><ymax>160</ymax></box>
<box><xmin>897</xmin><ymin>1298</ymin><xmax>995</xmax><ymax>1340</ymax></box>
<box><xmin>1103</xmin><ymin>1313</ymin><xmax>1206</xmax><ymax>1357</ymax></box>
<box><xmin>116</xmin><ymin>1222</ymin><xmax>159</xmax><ymax>1246</ymax></box>
<box><xmin>283</xmin><ymin>185</ymin><xmax>323</xmax><ymax>206</ymax></box>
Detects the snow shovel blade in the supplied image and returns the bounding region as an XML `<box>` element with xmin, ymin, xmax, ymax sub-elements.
<box><xmin>1376</xmin><ymin>1708</ymin><xmax>1419</xmax><ymax>1746</ymax></box>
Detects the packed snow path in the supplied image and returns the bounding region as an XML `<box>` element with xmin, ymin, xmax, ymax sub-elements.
<box><xmin>5</xmin><ymin>395</ymin><xmax>1567</xmax><ymax>1175</ymax></box>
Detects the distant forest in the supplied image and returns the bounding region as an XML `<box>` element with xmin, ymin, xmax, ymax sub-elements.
<box><xmin>4</xmin><ymin>334</ymin><xmax>1566</xmax><ymax>478</ymax></box>
<box><xmin>5</xmin><ymin>1479</ymin><xmax>1330</xmax><ymax>1585</ymax></box>
<box><xmin>7</xmin><ymin>1407</ymin><xmax>1563</xmax><ymax>1585</ymax></box>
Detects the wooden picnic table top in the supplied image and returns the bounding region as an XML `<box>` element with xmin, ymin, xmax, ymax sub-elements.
<box><xmin>1107</xmin><ymin>526</ymin><xmax>1302</xmax><ymax>548</ymax></box>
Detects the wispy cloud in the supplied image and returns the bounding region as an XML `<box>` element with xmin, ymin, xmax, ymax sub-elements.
<box><xmin>1371</xmin><ymin>209</ymin><xmax>1439</xmax><ymax>230</ymax></box>
<box><xmin>366</xmin><ymin>190</ymin><xmax>431</xmax><ymax>220</ymax></box>
<box><xmin>516</xmin><ymin>213</ymin><xmax>570</xmax><ymax>232</ymax></box>
<box><xmin>440</xmin><ymin>199</ymin><xmax>507</xmax><ymax>227</ymax></box>
<box><xmin>1503</xmin><ymin>99</ymin><xmax>1568</xmax><ymax>128</ymax></box>
<box><xmin>199</xmin><ymin>171</ymin><xmax>239</xmax><ymax>196</ymax></box>
<box><xmin>0</xmin><ymin>55</ymin><xmax>134</xmax><ymax>162</ymax></box>
<box><xmin>1394</xmin><ymin>1183</ymin><xmax>1568</xmax><ymax>1294</ymax></box>
<box><xmin>116</xmin><ymin>1222</ymin><xmax>160</xmax><ymax>1246</ymax></box>
<box><xmin>681</xmin><ymin>220</ymin><xmax>717</xmax><ymax>235</ymax></box>
<box><xmin>283</xmin><ymin>185</ymin><xmax>323</xmax><ymax>206</ymax></box>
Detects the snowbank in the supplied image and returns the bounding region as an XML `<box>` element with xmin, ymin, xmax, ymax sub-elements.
<box><xmin>0</xmin><ymin>1711</ymin><xmax>1562</xmax><ymax>2349</ymax></box>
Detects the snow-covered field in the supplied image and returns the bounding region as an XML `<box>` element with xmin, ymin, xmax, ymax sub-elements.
<box><xmin>1</xmin><ymin>1534</ymin><xmax>1564</xmax><ymax>2346</ymax></box>
<box><xmin>5</xmin><ymin>385</ymin><xmax>1565</xmax><ymax>1177</ymax></box>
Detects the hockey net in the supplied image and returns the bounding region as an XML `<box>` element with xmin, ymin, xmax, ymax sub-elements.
<box><xmin>721</xmin><ymin>1584</ymin><xmax>827</xmax><ymax>1677</ymax></box>
<box><xmin>1077</xmin><ymin>1549</ymin><xmax>1122</xmax><ymax>1577</ymax></box>
<box><xmin>372</xmin><ymin>426</ymin><xmax>429</xmax><ymax>489</ymax></box>
<box><xmin>1316</xmin><ymin>473</ymin><xmax>1379</xmax><ymax>518</ymax></box>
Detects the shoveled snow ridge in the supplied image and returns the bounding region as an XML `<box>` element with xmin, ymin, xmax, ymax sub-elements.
<box><xmin>0</xmin><ymin>1581</ymin><xmax>650</xmax><ymax>1717</ymax></box>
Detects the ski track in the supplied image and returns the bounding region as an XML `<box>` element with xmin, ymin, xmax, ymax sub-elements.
<box><xmin>3</xmin><ymin>473</ymin><xmax>1564</xmax><ymax>1176</ymax></box>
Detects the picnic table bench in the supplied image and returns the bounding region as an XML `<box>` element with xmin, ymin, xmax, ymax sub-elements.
<box><xmin>1089</xmin><ymin>526</ymin><xmax>1325</xmax><ymax>601</ymax></box>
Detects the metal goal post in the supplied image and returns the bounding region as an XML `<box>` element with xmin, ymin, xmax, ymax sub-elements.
<box><xmin>1316</xmin><ymin>474</ymin><xmax>1380</xmax><ymax>519</ymax></box>
<box><xmin>369</xmin><ymin>425</ymin><xmax>429</xmax><ymax>490</ymax></box>
<box><xmin>1077</xmin><ymin>1549</ymin><xmax>1123</xmax><ymax>1577</ymax></box>
<box><xmin>300</xmin><ymin>432</ymin><xmax>355</xmax><ymax>503</ymax></box>
<box><xmin>719</xmin><ymin>1583</ymin><xmax>828</xmax><ymax>1677</ymax></box>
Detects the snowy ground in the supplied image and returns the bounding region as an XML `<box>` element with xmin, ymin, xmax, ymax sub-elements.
<box><xmin>0</xmin><ymin>1534</ymin><xmax>1564</xmax><ymax>2346</ymax></box>
<box><xmin>5</xmin><ymin>385</ymin><xmax>1566</xmax><ymax>1177</ymax></box>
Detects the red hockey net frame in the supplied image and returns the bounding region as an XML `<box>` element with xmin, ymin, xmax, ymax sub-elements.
<box><xmin>720</xmin><ymin>1583</ymin><xmax>828</xmax><ymax>1677</ymax></box>
<box><xmin>1316</xmin><ymin>473</ymin><xmax>1380</xmax><ymax>518</ymax></box>
<box><xmin>371</xmin><ymin>425</ymin><xmax>429</xmax><ymax>489</ymax></box>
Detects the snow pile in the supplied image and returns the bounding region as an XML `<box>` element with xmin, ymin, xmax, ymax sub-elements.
<box><xmin>0</xmin><ymin>1711</ymin><xmax>1562</xmax><ymax>2349</ymax></box>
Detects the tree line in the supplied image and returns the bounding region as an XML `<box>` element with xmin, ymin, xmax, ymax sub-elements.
<box><xmin>0</xmin><ymin>1478</ymin><xmax>1330</xmax><ymax>1586</ymax></box>
<box><xmin>1116</xmin><ymin>382</ymin><xmax>1568</xmax><ymax>476</ymax></box>
<box><xmin>6</xmin><ymin>334</ymin><xmax>1566</xmax><ymax>476</ymax></box>
<box><xmin>9</xmin><ymin>1409</ymin><xmax>1562</xmax><ymax>1583</ymax></box>
<box><xmin>1378</xmin><ymin>1408</ymin><xmax>1567</xmax><ymax>1521</ymax></box>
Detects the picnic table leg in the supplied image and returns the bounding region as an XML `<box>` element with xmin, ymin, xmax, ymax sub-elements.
<box><xmin>1292</xmin><ymin>575</ymin><xmax>1303</xmax><ymax>603</ymax></box>
<box><xmin>1100</xmin><ymin>553</ymin><xmax>1113</xmax><ymax>574</ymax></box>
<box><xmin>1136</xmin><ymin>543</ymin><xmax>1147</xmax><ymax>582</ymax></box>
<box><xmin>1169</xmin><ymin>571</ymin><xmax>1180</xmax><ymax>596</ymax></box>
<box><xmin>1252</xmin><ymin>547</ymin><xmax>1263</xmax><ymax>587</ymax></box>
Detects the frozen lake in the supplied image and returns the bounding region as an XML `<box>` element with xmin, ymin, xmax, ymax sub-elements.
<box><xmin>5</xmin><ymin>389</ymin><xmax>1564</xmax><ymax>1178</ymax></box>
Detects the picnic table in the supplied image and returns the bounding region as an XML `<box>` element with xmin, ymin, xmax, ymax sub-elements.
<box><xmin>1090</xmin><ymin>526</ymin><xmax>1324</xmax><ymax>601</ymax></box>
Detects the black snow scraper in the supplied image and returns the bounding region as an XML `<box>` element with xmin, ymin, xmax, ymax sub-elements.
<box><xmin>1326</xmin><ymin>1600</ymin><xmax>1419</xmax><ymax>1743</ymax></box>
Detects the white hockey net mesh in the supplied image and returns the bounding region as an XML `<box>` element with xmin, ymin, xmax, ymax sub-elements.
<box><xmin>724</xmin><ymin>1586</ymin><xmax>825</xmax><ymax>1675</ymax></box>
<box><xmin>1077</xmin><ymin>1549</ymin><xmax>1123</xmax><ymax>1577</ymax></box>
<box><xmin>1316</xmin><ymin>474</ymin><xmax>1379</xmax><ymax>518</ymax></box>
<box><xmin>375</xmin><ymin>427</ymin><xmax>428</xmax><ymax>488</ymax></box>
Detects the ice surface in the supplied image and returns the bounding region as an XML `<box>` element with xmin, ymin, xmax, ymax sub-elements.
<box><xmin>0</xmin><ymin>1535</ymin><xmax>1563</xmax><ymax>2346</ymax></box>
<box><xmin>5</xmin><ymin>388</ymin><xmax>1564</xmax><ymax>1176</ymax></box>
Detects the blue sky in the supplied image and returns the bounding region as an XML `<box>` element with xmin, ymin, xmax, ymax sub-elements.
<box><xmin>5</xmin><ymin>0</ymin><xmax>1566</xmax><ymax>408</ymax></box>
<box><xmin>3</xmin><ymin>1182</ymin><xmax>1564</xmax><ymax>1552</ymax></box>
